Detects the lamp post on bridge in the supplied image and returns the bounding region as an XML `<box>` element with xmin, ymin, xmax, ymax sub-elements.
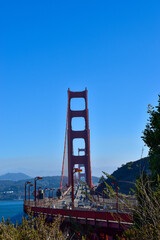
<box><xmin>38</xmin><ymin>187</ymin><xmax>42</xmax><ymax>201</ymax></box>
<box><xmin>71</xmin><ymin>168</ymin><xmax>82</xmax><ymax>209</ymax></box>
<box><xmin>112</xmin><ymin>182</ymin><xmax>118</xmax><ymax>212</ymax></box>
<box><xmin>28</xmin><ymin>184</ymin><xmax>33</xmax><ymax>201</ymax></box>
<box><xmin>25</xmin><ymin>181</ymin><xmax>31</xmax><ymax>201</ymax></box>
<box><xmin>52</xmin><ymin>188</ymin><xmax>55</xmax><ymax>199</ymax></box>
<box><xmin>44</xmin><ymin>188</ymin><xmax>49</xmax><ymax>199</ymax></box>
<box><xmin>49</xmin><ymin>188</ymin><xmax>55</xmax><ymax>200</ymax></box>
<box><xmin>34</xmin><ymin>177</ymin><xmax>43</xmax><ymax>201</ymax></box>
<box><xmin>78</xmin><ymin>148</ymin><xmax>85</xmax><ymax>181</ymax></box>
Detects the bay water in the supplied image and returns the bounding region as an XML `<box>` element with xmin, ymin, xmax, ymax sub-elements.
<box><xmin>0</xmin><ymin>201</ymin><xmax>24</xmax><ymax>223</ymax></box>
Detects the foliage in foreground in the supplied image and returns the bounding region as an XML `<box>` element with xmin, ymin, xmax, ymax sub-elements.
<box><xmin>142</xmin><ymin>95</ymin><xmax>160</xmax><ymax>180</ymax></box>
<box><xmin>0</xmin><ymin>212</ymin><xmax>66</xmax><ymax>240</ymax></box>
<box><xmin>121</xmin><ymin>95</ymin><xmax>160</xmax><ymax>239</ymax></box>
<box><xmin>122</xmin><ymin>174</ymin><xmax>160</xmax><ymax>240</ymax></box>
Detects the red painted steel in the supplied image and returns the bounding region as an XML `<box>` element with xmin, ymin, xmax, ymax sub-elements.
<box><xmin>24</xmin><ymin>204</ymin><xmax>132</xmax><ymax>226</ymax></box>
<box><xmin>67</xmin><ymin>88</ymin><xmax>93</xmax><ymax>187</ymax></box>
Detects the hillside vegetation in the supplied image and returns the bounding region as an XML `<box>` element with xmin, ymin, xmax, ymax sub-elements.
<box><xmin>98</xmin><ymin>157</ymin><xmax>150</xmax><ymax>195</ymax></box>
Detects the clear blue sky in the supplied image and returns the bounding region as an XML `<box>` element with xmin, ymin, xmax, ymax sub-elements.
<box><xmin>0</xmin><ymin>0</ymin><xmax>160</xmax><ymax>177</ymax></box>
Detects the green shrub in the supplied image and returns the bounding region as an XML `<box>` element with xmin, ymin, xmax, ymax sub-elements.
<box><xmin>0</xmin><ymin>212</ymin><xmax>66</xmax><ymax>240</ymax></box>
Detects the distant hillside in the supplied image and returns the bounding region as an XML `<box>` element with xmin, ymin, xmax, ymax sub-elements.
<box><xmin>97</xmin><ymin>157</ymin><xmax>150</xmax><ymax>195</ymax></box>
<box><xmin>92</xmin><ymin>176</ymin><xmax>99</xmax><ymax>185</ymax></box>
<box><xmin>0</xmin><ymin>173</ymin><xmax>31</xmax><ymax>181</ymax></box>
<box><xmin>0</xmin><ymin>175</ymin><xmax>99</xmax><ymax>200</ymax></box>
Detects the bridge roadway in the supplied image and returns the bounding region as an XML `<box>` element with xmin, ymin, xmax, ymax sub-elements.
<box><xmin>24</xmin><ymin>183</ymin><xmax>133</xmax><ymax>238</ymax></box>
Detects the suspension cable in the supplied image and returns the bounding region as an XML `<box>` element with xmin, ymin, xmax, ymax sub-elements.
<box><xmin>60</xmin><ymin>99</ymin><xmax>69</xmax><ymax>190</ymax></box>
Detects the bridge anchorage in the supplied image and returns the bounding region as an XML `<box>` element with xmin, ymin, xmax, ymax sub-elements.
<box><xmin>24</xmin><ymin>89</ymin><xmax>133</xmax><ymax>240</ymax></box>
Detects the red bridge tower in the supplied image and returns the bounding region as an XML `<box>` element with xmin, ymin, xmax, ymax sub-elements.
<box><xmin>67</xmin><ymin>88</ymin><xmax>92</xmax><ymax>187</ymax></box>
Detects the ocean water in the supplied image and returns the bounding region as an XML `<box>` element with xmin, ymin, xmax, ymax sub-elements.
<box><xmin>0</xmin><ymin>201</ymin><xmax>24</xmax><ymax>223</ymax></box>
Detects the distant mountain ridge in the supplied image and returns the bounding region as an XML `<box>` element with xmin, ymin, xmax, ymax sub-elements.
<box><xmin>97</xmin><ymin>157</ymin><xmax>150</xmax><ymax>195</ymax></box>
<box><xmin>0</xmin><ymin>174</ymin><xmax>99</xmax><ymax>200</ymax></box>
<box><xmin>0</xmin><ymin>173</ymin><xmax>31</xmax><ymax>181</ymax></box>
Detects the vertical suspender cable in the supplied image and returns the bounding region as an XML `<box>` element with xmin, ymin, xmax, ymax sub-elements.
<box><xmin>60</xmin><ymin>99</ymin><xmax>69</xmax><ymax>190</ymax></box>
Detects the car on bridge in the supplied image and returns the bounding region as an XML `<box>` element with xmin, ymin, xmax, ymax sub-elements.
<box><xmin>78</xmin><ymin>201</ymin><xmax>84</xmax><ymax>208</ymax></box>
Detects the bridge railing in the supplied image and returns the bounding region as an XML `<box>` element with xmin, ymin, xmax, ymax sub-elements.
<box><xmin>102</xmin><ymin>198</ymin><xmax>137</xmax><ymax>213</ymax></box>
<box><xmin>24</xmin><ymin>197</ymin><xmax>137</xmax><ymax>214</ymax></box>
<box><xmin>84</xmin><ymin>194</ymin><xmax>137</xmax><ymax>212</ymax></box>
<box><xmin>24</xmin><ymin>203</ymin><xmax>133</xmax><ymax>228</ymax></box>
<box><xmin>24</xmin><ymin>198</ymin><xmax>59</xmax><ymax>208</ymax></box>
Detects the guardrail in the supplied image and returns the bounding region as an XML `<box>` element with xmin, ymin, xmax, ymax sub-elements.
<box><xmin>24</xmin><ymin>203</ymin><xmax>132</xmax><ymax>226</ymax></box>
<box><xmin>24</xmin><ymin>196</ymin><xmax>137</xmax><ymax>214</ymax></box>
<box><xmin>24</xmin><ymin>199</ymin><xmax>133</xmax><ymax>222</ymax></box>
<box><xmin>24</xmin><ymin>199</ymin><xmax>58</xmax><ymax>208</ymax></box>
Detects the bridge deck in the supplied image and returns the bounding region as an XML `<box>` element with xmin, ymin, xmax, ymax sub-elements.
<box><xmin>24</xmin><ymin>200</ymin><xmax>132</xmax><ymax>231</ymax></box>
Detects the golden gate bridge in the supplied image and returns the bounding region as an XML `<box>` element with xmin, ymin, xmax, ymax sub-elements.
<box><xmin>24</xmin><ymin>89</ymin><xmax>133</xmax><ymax>240</ymax></box>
